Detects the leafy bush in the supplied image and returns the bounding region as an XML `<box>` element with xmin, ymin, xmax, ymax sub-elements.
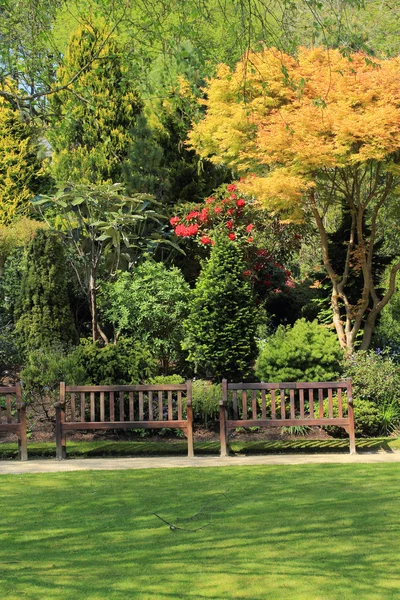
<box><xmin>21</xmin><ymin>345</ymin><xmax>86</xmax><ymax>422</ymax></box>
<box><xmin>343</xmin><ymin>350</ymin><xmax>400</xmax><ymax>406</ymax></box>
<box><xmin>70</xmin><ymin>338</ymin><xmax>157</xmax><ymax>385</ymax></box>
<box><xmin>101</xmin><ymin>260</ymin><xmax>190</xmax><ymax>373</ymax></box>
<box><xmin>192</xmin><ymin>380</ymin><xmax>221</xmax><ymax>425</ymax></box>
<box><xmin>147</xmin><ymin>375</ymin><xmax>185</xmax><ymax>385</ymax></box>
<box><xmin>256</xmin><ymin>319</ymin><xmax>343</xmax><ymax>382</ymax></box>
<box><xmin>183</xmin><ymin>236</ymin><xmax>259</xmax><ymax>381</ymax></box>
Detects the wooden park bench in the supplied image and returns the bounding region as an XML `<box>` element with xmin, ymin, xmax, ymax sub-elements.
<box><xmin>219</xmin><ymin>379</ymin><xmax>356</xmax><ymax>455</ymax></box>
<box><xmin>55</xmin><ymin>381</ymin><xmax>194</xmax><ymax>459</ymax></box>
<box><xmin>0</xmin><ymin>383</ymin><xmax>27</xmax><ymax>460</ymax></box>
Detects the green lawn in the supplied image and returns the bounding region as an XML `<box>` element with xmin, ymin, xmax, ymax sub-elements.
<box><xmin>1</xmin><ymin>464</ymin><xmax>400</xmax><ymax>599</ymax></box>
<box><xmin>1</xmin><ymin>436</ymin><xmax>400</xmax><ymax>459</ymax></box>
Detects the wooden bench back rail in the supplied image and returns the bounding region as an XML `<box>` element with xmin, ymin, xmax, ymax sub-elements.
<box><xmin>219</xmin><ymin>379</ymin><xmax>356</xmax><ymax>455</ymax></box>
<box><xmin>0</xmin><ymin>383</ymin><xmax>27</xmax><ymax>460</ymax></box>
<box><xmin>55</xmin><ymin>382</ymin><xmax>193</xmax><ymax>459</ymax></box>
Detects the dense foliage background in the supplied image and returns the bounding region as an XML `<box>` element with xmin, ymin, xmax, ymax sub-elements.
<box><xmin>1</xmin><ymin>0</ymin><xmax>400</xmax><ymax>437</ymax></box>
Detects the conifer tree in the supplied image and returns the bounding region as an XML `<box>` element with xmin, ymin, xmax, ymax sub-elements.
<box><xmin>183</xmin><ymin>236</ymin><xmax>259</xmax><ymax>381</ymax></box>
<box><xmin>14</xmin><ymin>230</ymin><xmax>77</xmax><ymax>352</ymax></box>
<box><xmin>48</xmin><ymin>21</ymin><xmax>142</xmax><ymax>185</ymax></box>
<box><xmin>0</xmin><ymin>97</ymin><xmax>47</xmax><ymax>224</ymax></box>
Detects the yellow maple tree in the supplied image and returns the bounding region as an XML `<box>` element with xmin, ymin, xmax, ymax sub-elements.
<box><xmin>189</xmin><ymin>47</ymin><xmax>400</xmax><ymax>352</ymax></box>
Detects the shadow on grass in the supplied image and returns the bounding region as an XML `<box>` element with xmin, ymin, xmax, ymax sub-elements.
<box><xmin>0</xmin><ymin>437</ymin><xmax>399</xmax><ymax>460</ymax></box>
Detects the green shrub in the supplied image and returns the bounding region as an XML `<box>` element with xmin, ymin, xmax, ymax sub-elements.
<box><xmin>21</xmin><ymin>345</ymin><xmax>86</xmax><ymax>419</ymax></box>
<box><xmin>14</xmin><ymin>229</ymin><xmax>77</xmax><ymax>353</ymax></box>
<box><xmin>101</xmin><ymin>261</ymin><xmax>190</xmax><ymax>373</ymax></box>
<box><xmin>70</xmin><ymin>337</ymin><xmax>157</xmax><ymax>385</ymax></box>
<box><xmin>183</xmin><ymin>236</ymin><xmax>259</xmax><ymax>381</ymax></box>
<box><xmin>192</xmin><ymin>380</ymin><xmax>221</xmax><ymax>425</ymax></box>
<box><xmin>147</xmin><ymin>375</ymin><xmax>185</xmax><ymax>385</ymax></box>
<box><xmin>256</xmin><ymin>319</ymin><xmax>343</xmax><ymax>382</ymax></box>
<box><xmin>343</xmin><ymin>350</ymin><xmax>400</xmax><ymax>406</ymax></box>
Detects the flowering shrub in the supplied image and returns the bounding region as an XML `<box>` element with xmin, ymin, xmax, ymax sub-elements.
<box><xmin>170</xmin><ymin>183</ymin><xmax>299</xmax><ymax>299</ymax></box>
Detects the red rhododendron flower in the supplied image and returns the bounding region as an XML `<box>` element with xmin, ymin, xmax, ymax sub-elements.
<box><xmin>228</xmin><ymin>232</ymin><xmax>236</xmax><ymax>240</ymax></box>
<box><xmin>170</xmin><ymin>216</ymin><xmax>180</xmax><ymax>226</ymax></box>
<box><xmin>230</xmin><ymin>194</ymin><xmax>237</xmax><ymax>200</ymax></box>
<box><xmin>205</xmin><ymin>196</ymin><xmax>215</xmax><ymax>204</ymax></box>
<box><xmin>243</xmin><ymin>270</ymin><xmax>252</xmax><ymax>276</ymax></box>
<box><xmin>226</xmin><ymin>220</ymin><xmax>234</xmax><ymax>229</ymax></box>
<box><xmin>227</xmin><ymin>208</ymin><xmax>234</xmax><ymax>216</ymax></box>
<box><xmin>236</xmin><ymin>198</ymin><xmax>245</xmax><ymax>208</ymax></box>
<box><xmin>227</xmin><ymin>183</ymin><xmax>237</xmax><ymax>192</ymax></box>
<box><xmin>247</xmin><ymin>237</ymin><xmax>253</xmax><ymax>243</ymax></box>
<box><xmin>185</xmin><ymin>211</ymin><xmax>199</xmax><ymax>221</ymax></box>
<box><xmin>199</xmin><ymin>208</ymin><xmax>209</xmax><ymax>222</ymax></box>
<box><xmin>214</xmin><ymin>206</ymin><xmax>222</xmax><ymax>214</ymax></box>
<box><xmin>246</xmin><ymin>223</ymin><xmax>254</xmax><ymax>232</ymax></box>
<box><xmin>200</xmin><ymin>235</ymin><xmax>212</xmax><ymax>245</ymax></box>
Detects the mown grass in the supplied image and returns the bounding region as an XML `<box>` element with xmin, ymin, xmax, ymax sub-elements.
<box><xmin>1</xmin><ymin>464</ymin><xmax>400</xmax><ymax>599</ymax></box>
<box><xmin>1</xmin><ymin>437</ymin><xmax>400</xmax><ymax>459</ymax></box>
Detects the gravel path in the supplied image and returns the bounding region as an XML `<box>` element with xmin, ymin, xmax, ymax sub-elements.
<box><xmin>1</xmin><ymin>451</ymin><xmax>400</xmax><ymax>475</ymax></box>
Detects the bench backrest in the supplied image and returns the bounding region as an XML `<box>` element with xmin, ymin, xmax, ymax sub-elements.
<box><xmin>222</xmin><ymin>379</ymin><xmax>353</xmax><ymax>425</ymax></box>
<box><xmin>60</xmin><ymin>382</ymin><xmax>192</xmax><ymax>424</ymax></box>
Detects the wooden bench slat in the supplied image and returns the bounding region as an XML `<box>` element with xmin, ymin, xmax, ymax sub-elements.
<box><xmin>242</xmin><ymin>390</ymin><xmax>247</xmax><ymax>420</ymax></box>
<box><xmin>119</xmin><ymin>391</ymin><xmax>124</xmax><ymax>421</ymax></box>
<box><xmin>226</xmin><ymin>418</ymin><xmax>350</xmax><ymax>428</ymax></box>
<box><xmin>289</xmin><ymin>388</ymin><xmax>295</xmax><ymax>419</ymax></box>
<box><xmin>280</xmin><ymin>389</ymin><xmax>285</xmax><ymax>419</ymax></box>
<box><xmin>90</xmin><ymin>392</ymin><xmax>95</xmax><ymax>422</ymax></box>
<box><xmin>80</xmin><ymin>392</ymin><xmax>85</xmax><ymax>422</ymax></box>
<box><xmin>110</xmin><ymin>392</ymin><xmax>115</xmax><ymax>422</ymax></box>
<box><xmin>129</xmin><ymin>392</ymin><xmax>134</xmax><ymax>421</ymax></box>
<box><xmin>167</xmin><ymin>391</ymin><xmax>172</xmax><ymax>421</ymax></box>
<box><xmin>139</xmin><ymin>391</ymin><xmax>144</xmax><ymax>421</ymax></box>
<box><xmin>100</xmin><ymin>391</ymin><xmax>105</xmax><ymax>422</ymax></box>
<box><xmin>177</xmin><ymin>391</ymin><xmax>182</xmax><ymax>421</ymax></box>
<box><xmin>299</xmin><ymin>389</ymin><xmax>305</xmax><ymax>418</ymax></box>
<box><xmin>271</xmin><ymin>390</ymin><xmax>276</xmax><ymax>419</ymax></box>
<box><xmin>338</xmin><ymin>388</ymin><xmax>343</xmax><ymax>418</ymax></box>
<box><xmin>309</xmin><ymin>389</ymin><xmax>314</xmax><ymax>418</ymax></box>
<box><xmin>318</xmin><ymin>388</ymin><xmax>324</xmax><ymax>418</ymax></box>
<box><xmin>328</xmin><ymin>388</ymin><xmax>333</xmax><ymax>418</ymax></box>
<box><xmin>158</xmin><ymin>391</ymin><xmax>163</xmax><ymax>421</ymax></box>
<box><xmin>71</xmin><ymin>393</ymin><xmax>76</xmax><ymax>422</ymax></box>
<box><xmin>252</xmin><ymin>390</ymin><xmax>257</xmax><ymax>419</ymax></box>
<box><xmin>63</xmin><ymin>420</ymin><xmax>189</xmax><ymax>431</ymax></box>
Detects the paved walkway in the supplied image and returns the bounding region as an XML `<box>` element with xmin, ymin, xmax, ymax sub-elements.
<box><xmin>1</xmin><ymin>452</ymin><xmax>400</xmax><ymax>474</ymax></box>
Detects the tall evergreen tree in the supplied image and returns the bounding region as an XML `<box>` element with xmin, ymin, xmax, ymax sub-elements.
<box><xmin>14</xmin><ymin>230</ymin><xmax>77</xmax><ymax>352</ymax></box>
<box><xmin>183</xmin><ymin>236</ymin><xmax>259</xmax><ymax>381</ymax></box>
<box><xmin>0</xmin><ymin>96</ymin><xmax>48</xmax><ymax>224</ymax></box>
<box><xmin>48</xmin><ymin>20</ymin><xmax>142</xmax><ymax>185</ymax></box>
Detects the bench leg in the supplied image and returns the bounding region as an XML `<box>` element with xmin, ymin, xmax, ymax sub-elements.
<box><xmin>55</xmin><ymin>402</ymin><xmax>66</xmax><ymax>460</ymax></box>
<box><xmin>18</xmin><ymin>408</ymin><xmax>28</xmax><ymax>461</ymax></box>
<box><xmin>219</xmin><ymin>404</ymin><xmax>228</xmax><ymax>457</ymax></box>
<box><xmin>186</xmin><ymin>404</ymin><xmax>194</xmax><ymax>458</ymax></box>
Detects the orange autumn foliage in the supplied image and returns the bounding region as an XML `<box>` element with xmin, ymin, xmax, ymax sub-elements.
<box><xmin>189</xmin><ymin>47</ymin><xmax>400</xmax><ymax>217</ymax></box>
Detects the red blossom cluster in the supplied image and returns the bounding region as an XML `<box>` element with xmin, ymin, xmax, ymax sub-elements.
<box><xmin>169</xmin><ymin>182</ymin><xmax>297</xmax><ymax>297</ymax></box>
<box><xmin>169</xmin><ymin>183</ymin><xmax>255</xmax><ymax>246</ymax></box>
